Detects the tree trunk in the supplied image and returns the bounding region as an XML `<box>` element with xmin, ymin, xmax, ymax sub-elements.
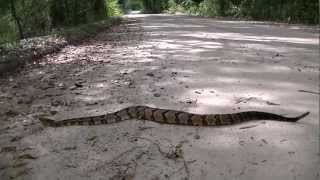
<box><xmin>10</xmin><ymin>0</ymin><xmax>24</xmax><ymax>39</ymax></box>
<box><xmin>73</xmin><ymin>0</ymin><xmax>79</xmax><ymax>25</ymax></box>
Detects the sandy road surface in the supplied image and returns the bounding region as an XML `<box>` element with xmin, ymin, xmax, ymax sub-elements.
<box><xmin>0</xmin><ymin>14</ymin><xmax>319</xmax><ymax>180</ymax></box>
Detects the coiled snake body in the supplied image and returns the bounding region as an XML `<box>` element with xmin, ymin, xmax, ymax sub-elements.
<box><xmin>39</xmin><ymin>106</ymin><xmax>309</xmax><ymax>127</ymax></box>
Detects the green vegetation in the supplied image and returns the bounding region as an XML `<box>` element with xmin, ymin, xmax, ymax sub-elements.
<box><xmin>127</xmin><ymin>0</ymin><xmax>143</xmax><ymax>11</ymax></box>
<box><xmin>166</xmin><ymin>0</ymin><xmax>319</xmax><ymax>24</ymax></box>
<box><xmin>117</xmin><ymin>0</ymin><xmax>143</xmax><ymax>13</ymax></box>
<box><xmin>107</xmin><ymin>0</ymin><xmax>124</xmax><ymax>17</ymax></box>
<box><xmin>125</xmin><ymin>0</ymin><xmax>318</xmax><ymax>24</ymax></box>
<box><xmin>0</xmin><ymin>0</ymin><xmax>123</xmax><ymax>44</ymax></box>
<box><xmin>140</xmin><ymin>0</ymin><xmax>169</xmax><ymax>13</ymax></box>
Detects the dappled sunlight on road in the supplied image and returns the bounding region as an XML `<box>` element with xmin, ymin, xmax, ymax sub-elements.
<box><xmin>181</xmin><ymin>32</ymin><xmax>318</xmax><ymax>45</ymax></box>
<box><xmin>0</xmin><ymin>14</ymin><xmax>318</xmax><ymax>180</ymax></box>
<box><xmin>144</xmin><ymin>24</ymin><xmax>206</xmax><ymax>29</ymax></box>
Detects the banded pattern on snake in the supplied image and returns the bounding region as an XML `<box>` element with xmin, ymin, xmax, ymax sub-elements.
<box><xmin>39</xmin><ymin>106</ymin><xmax>310</xmax><ymax>127</ymax></box>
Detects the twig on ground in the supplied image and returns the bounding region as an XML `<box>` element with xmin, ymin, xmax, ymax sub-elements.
<box><xmin>298</xmin><ymin>90</ymin><xmax>320</xmax><ymax>95</ymax></box>
<box><xmin>239</xmin><ymin>124</ymin><xmax>259</xmax><ymax>129</ymax></box>
<box><xmin>266</xmin><ymin>101</ymin><xmax>280</xmax><ymax>105</ymax></box>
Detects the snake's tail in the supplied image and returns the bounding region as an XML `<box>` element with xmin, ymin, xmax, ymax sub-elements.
<box><xmin>285</xmin><ymin>111</ymin><xmax>310</xmax><ymax>122</ymax></box>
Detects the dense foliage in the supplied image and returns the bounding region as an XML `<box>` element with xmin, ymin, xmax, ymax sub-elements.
<box><xmin>140</xmin><ymin>0</ymin><xmax>169</xmax><ymax>13</ymax></box>
<box><xmin>0</xmin><ymin>0</ymin><xmax>122</xmax><ymax>44</ymax></box>
<box><xmin>167</xmin><ymin>0</ymin><xmax>319</xmax><ymax>24</ymax></box>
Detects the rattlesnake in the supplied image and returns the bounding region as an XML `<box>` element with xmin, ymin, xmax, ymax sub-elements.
<box><xmin>39</xmin><ymin>106</ymin><xmax>309</xmax><ymax>127</ymax></box>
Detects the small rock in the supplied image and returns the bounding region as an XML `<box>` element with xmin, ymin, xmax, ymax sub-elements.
<box><xmin>146</xmin><ymin>72</ymin><xmax>154</xmax><ymax>77</ymax></box>
<box><xmin>57</xmin><ymin>83</ymin><xmax>67</xmax><ymax>90</ymax></box>
<box><xmin>22</xmin><ymin>119</ymin><xmax>32</xmax><ymax>126</ymax></box>
<box><xmin>261</xmin><ymin>139</ymin><xmax>268</xmax><ymax>144</ymax></box>
<box><xmin>171</xmin><ymin>72</ymin><xmax>177</xmax><ymax>76</ymax></box>
<box><xmin>288</xmin><ymin>151</ymin><xmax>295</xmax><ymax>155</ymax></box>
<box><xmin>194</xmin><ymin>134</ymin><xmax>200</xmax><ymax>139</ymax></box>
<box><xmin>153</xmin><ymin>93</ymin><xmax>161</xmax><ymax>97</ymax></box>
<box><xmin>74</xmin><ymin>82</ymin><xmax>83</xmax><ymax>88</ymax></box>
<box><xmin>185</xmin><ymin>99</ymin><xmax>195</xmax><ymax>104</ymax></box>
<box><xmin>50</xmin><ymin>110</ymin><xmax>58</xmax><ymax>115</ymax></box>
<box><xmin>128</xmin><ymin>84</ymin><xmax>135</xmax><ymax>88</ymax></box>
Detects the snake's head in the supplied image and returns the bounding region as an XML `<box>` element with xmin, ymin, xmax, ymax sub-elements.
<box><xmin>38</xmin><ymin>116</ymin><xmax>56</xmax><ymax>126</ymax></box>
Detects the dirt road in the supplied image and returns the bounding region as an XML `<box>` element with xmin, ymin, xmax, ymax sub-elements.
<box><xmin>0</xmin><ymin>14</ymin><xmax>318</xmax><ymax>180</ymax></box>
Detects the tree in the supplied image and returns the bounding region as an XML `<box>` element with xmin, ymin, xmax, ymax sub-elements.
<box><xmin>9</xmin><ymin>0</ymin><xmax>24</xmax><ymax>39</ymax></box>
<box><xmin>141</xmin><ymin>0</ymin><xmax>168</xmax><ymax>13</ymax></box>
